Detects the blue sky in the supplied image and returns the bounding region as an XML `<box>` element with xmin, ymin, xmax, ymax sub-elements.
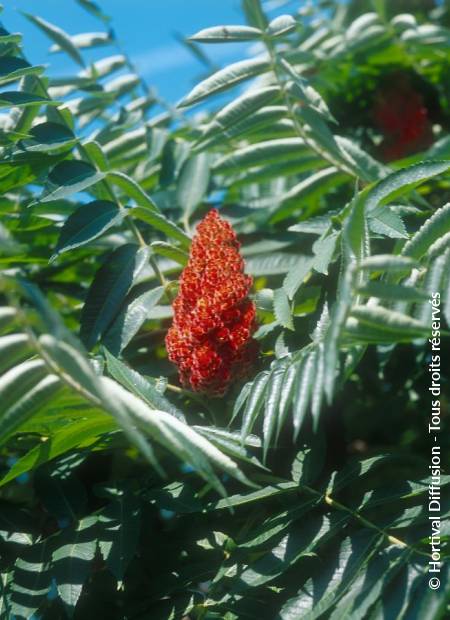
<box><xmin>2</xmin><ymin>0</ymin><xmax>271</xmax><ymax>105</ymax></box>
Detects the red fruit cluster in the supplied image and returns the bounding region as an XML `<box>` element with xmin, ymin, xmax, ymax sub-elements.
<box><xmin>165</xmin><ymin>209</ymin><xmax>258</xmax><ymax>396</ymax></box>
<box><xmin>373</xmin><ymin>77</ymin><xmax>433</xmax><ymax>161</ymax></box>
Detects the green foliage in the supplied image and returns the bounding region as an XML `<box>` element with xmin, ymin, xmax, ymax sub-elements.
<box><xmin>0</xmin><ymin>0</ymin><xmax>449</xmax><ymax>618</ymax></box>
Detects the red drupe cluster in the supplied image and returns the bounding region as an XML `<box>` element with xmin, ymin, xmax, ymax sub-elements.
<box><xmin>165</xmin><ymin>209</ymin><xmax>258</xmax><ymax>396</ymax></box>
<box><xmin>373</xmin><ymin>76</ymin><xmax>433</xmax><ymax>161</ymax></box>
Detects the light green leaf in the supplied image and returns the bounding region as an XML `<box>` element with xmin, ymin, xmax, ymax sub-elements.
<box><xmin>241</xmin><ymin>371</ymin><xmax>270</xmax><ymax>441</ymax></box>
<box><xmin>349</xmin><ymin>305</ymin><xmax>429</xmax><ymax>338</ymax></box>
<box><xmin>310</xmin><ymin>343</ymin><xmax>325</xmax><ymax>431</ymax></box>
<box><xmin>369</xmin><ymin>207</ymin><xmax>407</xmax><ymax>239</ymax></box>
<box><xmin>82</xmin><ymin>140</ymin><xmax>109</xmax><ymax>171</ymax></box>
<box><xmin>178</xmin><ymin>57</ymin><xmax>270</xmax><ymax>107</ymax></box>
<box><xmin>268</xmin><ymin>15</ymin><xmax>297</xmax><ymax>37</ymax></box>
<box><xmin>293</xmin><ymin>351</ymin><xmax>315</xmax><ymax>438</ymax></box>
<box><xmin>104</xmin><ymin>73</ymin><xmax>140</xmax><ymax>97</ymax></box>
<box><xmin>130</xmin><ymin>206</ymin><xmax>190</xmax><ymax>248</ymax></box>
<box><xmin>0</xmin><ymin>307</ymin><xmax>17</xmax><ymax>334</ymax></box>
<box><xmin>107</xmin><ymin>170</ymin><xmax>159</xmax><ymax>211</ymax></box>
<box><xmin>274</xmin><ymin>168</ymin><xmax>346</xmax><ymax>223</ymax></box>
<box><xmin>214</xmin><ymin>137</ymin><xmax>306</xmax><ymax>173</ymax></box>
<box><xmin>199</xmin><ymin>86</ymin><xmax>279</xmax><ymax>144</ymax></box>
<box><xmin>82</xmin><ymin>55</ymin><xmax>125</xmax><ymax>79</ymax></box>
<box><xmin>0</xmin><ymin>31</ymin><xmax>22</xmax><ymax>44</ymax></box>
<box><xmin>359</xmin><ymin>255</ymin><xmax>418</xmax><ymax>272</ymax></box>
<box><xmin>289</xmin><ymin>215</ymin><xmax>332</xmax><ymax>236</ymax></box>
<box><xmin>0</xmin><ymin>359</ymin><xmax>48</xmax><ymax>416</ymax></box>
<box><xmin>50</xmin><ymin>31</ymin><xmax>111</xmax><ymax>52</ymax></box>
<box><xmin>177</xmin><ymin>152</ymin><xmax>210</xmax><ymax>221</ymax></box>
<box><xmin>263</xmin><ymin>362</ymin><xmax>288</xmax><ymax>460</ymax></box>
<box><xmin>195</xmin><ymin>105</ymin><xmax>287</xmax><ymax>149</ymax></box>
<box><xmin>195</xmin><ymin>426</ymin><xmax>263</xmax><ymax>469</ymax></box>
<box><xmin>342</xmin><ymin>195</ymin><xmax>368</xmax><ymax>265</ymax></box>
<box><xmin>245</xmin><ymin>252</ymin><xmax>300</xmax><ymax>276</ymax></box>
<box><xmin>401</xmin><ymin>203</ymin><xmax>450</xmax><ymax>259</ymax></box>
<box><xmin>189</xmin><ymin>25</ymin><xmax>262</xmax><ymax>42</ymax></box>
<box><xmin>106</xmin><ymin>171</ymin><xmax>191</xmax><ymax>247</ymax></box>
<box><xmin>366</xmin><ymin>161</ymin><xmax>450</xmax><ymax>213</ymax></box>
<box><xmin>313</xmin><ymin>231</ymin><xmax>339</xmax><ymax>275</ymax></box>
<box><xmin>357</xmin><ymin>281</ymin><xmax>428</xmax><ymax>302</ymax></box>
<box><xmin>102</xmin><ymin>127</ymin><xmax>147</xmax><ymax>161</ymax></box>
<box><xmin>273</xmin><ymin>287</ymin><xmax>294</xmax><ymax>330</ymax></box>
<box><xmin>0</xmin><ymin>369</ymin><xmax>61</xmax><ymax>449</ymax></box>
<box><xmin>415</xmin><ymin>248</ymin><xmax>448</xmax><ymax>325</ymax></box>
<box><xmin>276</xmin><ymin>359</ymin><xmax>300</xmax><ymax>440</ymax></box>
<box><xmin>282</xmin><ymin>58</ymin><xmax>334</xmax><ymax>123</ymax></box>
<box><xmin>23</xmin><ymin>12</ymin><xmax>85</xmax><ymax>67</ymax></box>
<box><xmin>0</xmin><ymin>333</ymin><xmax>31</xmax><ymax>374</ymax></box>
<box><xmin>150</xmin><ymin>241</ymin><xmax>188</xmax><ymax>266</ymax></box>
<box><xmin>335</xmin><ymin>136</ymin><xmax>387</xmax><ymax>182</ymax></box>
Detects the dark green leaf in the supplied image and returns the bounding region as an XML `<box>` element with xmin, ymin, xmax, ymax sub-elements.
<box><xmin>0</xmin><ymin>56</ymin><xmax>43</xmax><ymax>86</ymax></box>
<box><xmin>18</xmin><ymin>121</ymin><xmax>77</xmax><ymax>153</ymax></box>
<box><xmin>52</xmin><ymin>200</ymin><xmax>123</xmax><ymax>259</ymax></box>
<box><xmin>0</xmin><ymin>92</ymin><xmax>59</xmax><ymax>109</ymax></box>
<box><xmin>39</xmin><ymin>160</ymin><xmax>105</xmax><ymax>203</ymax></box>
<box><xmin>98</xmin><ymin>490</ymin><xmax>140</xmax><ymax>582</ymax></box>
<box><xmin>52</xmin><ymin>516</ymin><xmax>97</xmax><ymax>615</ymax></box>
<box><xmin>80</xmin><ymin>244</ymin><xmax>149</xmax><ymax>349</ymax></box>
<box><xmin>102</xmin><ymin>285</ymin><xmax>165</xmax><ymax>354</ymax></box>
